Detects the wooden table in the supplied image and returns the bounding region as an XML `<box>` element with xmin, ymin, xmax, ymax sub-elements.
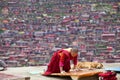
<box><xmin>51</xmin><ymin>69</ymin><xmax>101</xmax><ymax>80</ymax></box>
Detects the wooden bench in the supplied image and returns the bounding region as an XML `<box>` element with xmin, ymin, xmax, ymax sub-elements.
<box><xmin>51</xmin><ymin>69</ymin><xmax>101</xmax><ymax>80</ymax></box>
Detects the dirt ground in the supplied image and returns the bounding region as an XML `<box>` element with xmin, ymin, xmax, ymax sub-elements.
<box><xmin>0</xmin><ymin>63</ymin><xmax>120</xmax><ymax>80</ymax></box>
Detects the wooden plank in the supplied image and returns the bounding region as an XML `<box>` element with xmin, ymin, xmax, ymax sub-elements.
<box><xmin>51</xmin><ymin>70</ymin><xmax>100</xmax><ymax>76</ymax></box>
<box><xmin>71</xmin><ymin>75</ymin><xmax>99</xmax><ymax>80</ymax></box>
<box><xmin>51</xmin><ymin>70</ymin><xmax>101</xmax><ymax>80</ymax></box>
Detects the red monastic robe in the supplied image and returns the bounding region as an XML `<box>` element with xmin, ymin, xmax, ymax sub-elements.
<box><xmin>43</xmin><ymin>49</ymin><xmax>77</xmax><ymax>76</ymax></box>
<box><xmin>99</xmin><ymin>71</ymin><xmax>117</xmax><ymax>80</ymax></box>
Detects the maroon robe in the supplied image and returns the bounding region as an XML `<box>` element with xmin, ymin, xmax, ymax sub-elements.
<box><xmin>99</xmin><ymin>71</ymin><xmax>117</xmax><ymax>80</ymax></box>
<box><xmin>43</xmin><ymin>49</ymin><xmax>77</xmax><ymax>76</ymax></box>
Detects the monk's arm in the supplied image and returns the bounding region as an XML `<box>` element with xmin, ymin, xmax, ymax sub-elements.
<box><xmin>72</xmin><ymin>56</ymin><xmax>78</xmax><ymax>69</ymax></box>
<box><xmin>60</xmin><ymin>67</ymin><xmax>65</xmax><ymax>73</ymax></box>
<box><xmin>59</xmin><ymin>53</ymin><xmax>65</xmax><ymax>73</ymax></box>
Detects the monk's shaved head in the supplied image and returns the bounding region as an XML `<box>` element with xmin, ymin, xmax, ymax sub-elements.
<box><xmin>71</xmin><ymin>47</ymin><xmax>78</xmax><ymax>57</ymax></box>
<box><xmin>71</xmin><ymin>47</ymin><xmax>78</xmax><ymax>53</ymax></box>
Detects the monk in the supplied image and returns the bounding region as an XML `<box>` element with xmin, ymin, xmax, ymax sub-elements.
<box><xmin>43</xmin><ymin>47</ymin><xmax>78</xmax><ymax>75</ymax></box>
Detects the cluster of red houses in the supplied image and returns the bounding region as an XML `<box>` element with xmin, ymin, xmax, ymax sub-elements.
<box><xmin>0</xmin><ymin>0</ymin><xmax>120</xmax><ymax>66</ymax></box>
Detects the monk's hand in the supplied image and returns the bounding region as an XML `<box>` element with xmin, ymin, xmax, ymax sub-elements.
<box><xmin>73</xmin><ymin>69</ymin><xmax>79</xmax><ymax>72</ymax></box>
<box><xmin>70</xmin><ymin>68</ymin><xmax>79</xmax><ymax>72</ymax></box>
<box><xmin>71</xmin><ymin>66</ymin><xmax>75</xmax><ymax>71</ymax></box>
<box><xmin>61</xmin><ymin>71</ymin><xmax>66</xmax><ymax>74</ymax></box>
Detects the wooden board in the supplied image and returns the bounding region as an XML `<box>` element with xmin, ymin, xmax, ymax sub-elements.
<box><xmin>0</xmin><ymin>73</ymin><xmax>30</xmax><ymax>80</ymax></box>
<box><xmin>71</xmin><ymin>75</ymin><xmax>99</xmax><ymax>80</ymax></box>
<box><xmin>51</xmin><ymin>69</ymin><xmax>101</xmax><ymax>80</ymax></box>
<box><xmin>51</xmin><ymin>70</ymin><xmax>100</xmax><ymax>77</ymax></box>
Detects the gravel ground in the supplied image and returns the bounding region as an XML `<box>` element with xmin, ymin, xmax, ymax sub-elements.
<box><xmin>0</xmin><ymin>63</ymin><xmax>120</xmax><ymax>80</ymax></box>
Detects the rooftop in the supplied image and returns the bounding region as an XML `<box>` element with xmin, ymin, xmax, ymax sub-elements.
<box><xmin>0</xmin><ymin>63</ymin><xmax>120</xmax><ymax>80</ymax></box>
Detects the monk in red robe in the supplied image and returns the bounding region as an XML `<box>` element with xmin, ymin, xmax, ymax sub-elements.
<box><xmin>43</xmin><ymin>48</ymin><xmax>78</xmax><ymax>75</ymax></box>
